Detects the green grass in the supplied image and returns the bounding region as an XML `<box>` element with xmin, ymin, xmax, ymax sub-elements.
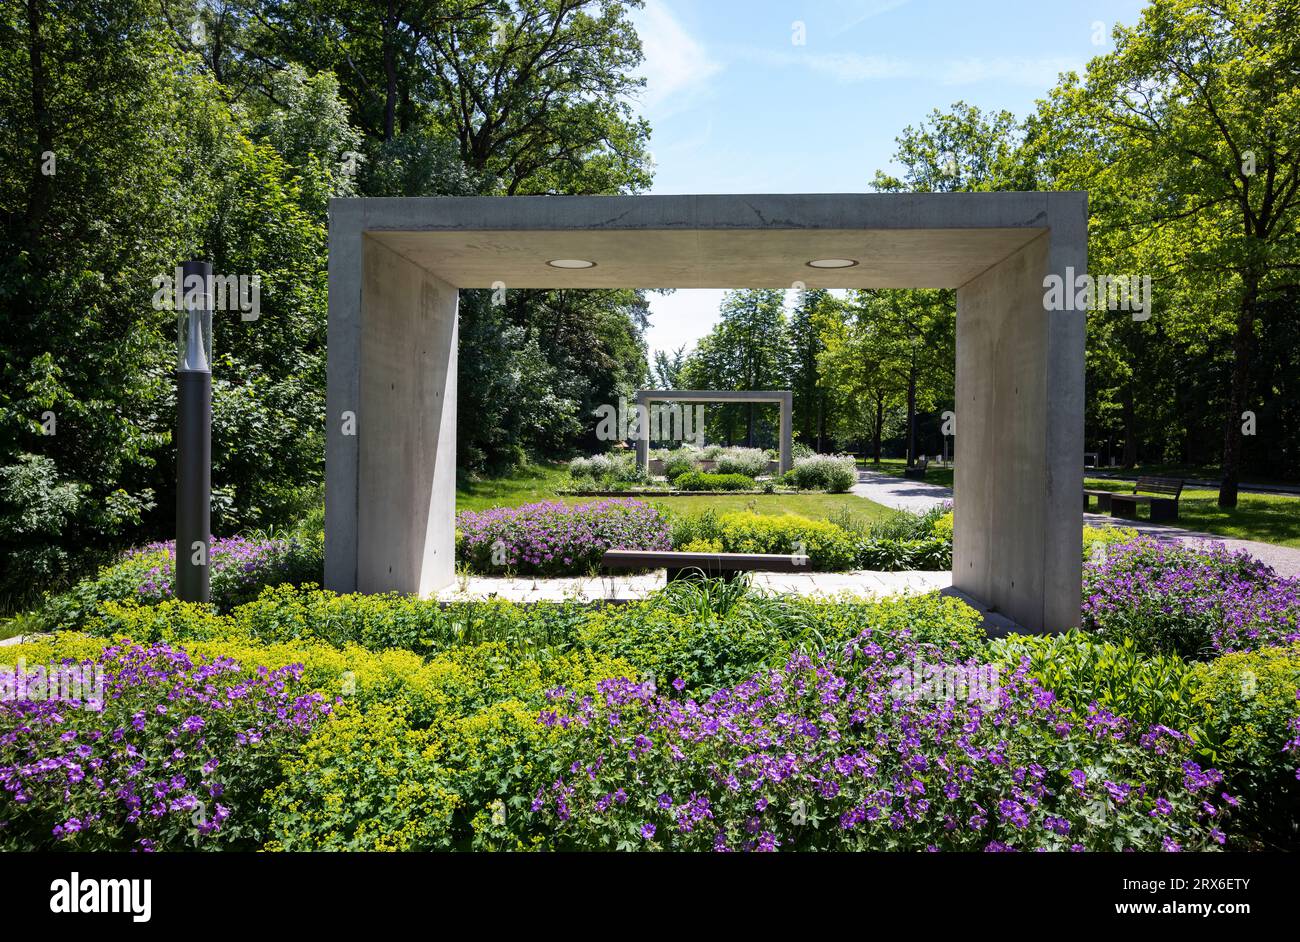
<box><xmin>456</xmin><ymin>462</ymin><xmax>896</xmax><ymax>527</ymax></box>
<box><xmin>456</xmin><ymin>463</ymin><xmax>573</xmax><ymax>512</ymax></box>
<box><xmin>862</xmin><ymin>457</ymin><xmax>955</xmax><ymax>489</ymax></box>
<box><xmin>1081</xmin><ymin>478</ymin><xmax>1300</xmax><ymax>548</ymax></box>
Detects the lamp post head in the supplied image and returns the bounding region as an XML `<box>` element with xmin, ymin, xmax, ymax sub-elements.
<box><xmin>178</xmin><ymin>260</ymin><xmax>212</xmax><ymax>373</ymax></box>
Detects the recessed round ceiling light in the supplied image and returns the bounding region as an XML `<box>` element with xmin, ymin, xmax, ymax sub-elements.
<box><xmin>547</xmin><ymin>258</ymin><xmax>597</xmax><ymax>269</ymax></box>
<box><xmin>806</xmin><ymin>258</ymin><xmax>859</xmax><ymax>269</ymax></box>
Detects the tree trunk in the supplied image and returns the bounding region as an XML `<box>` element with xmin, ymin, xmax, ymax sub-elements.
<box><xmin>382</xmin><ymin>1</ymin><xmax>398</xmax><ymax>142</ymax></box>
<box><xmin>1219</xmin><ymin>272</ymin><xmax>1258</xmax><ymax>509</ymax></box>
<box><xmin>1122</xmin><ymin>384</ymin><xmax>1137</xmax><ymax>470</ymax></box>
<box><xmin>873</xmin><ymin>394</ymin><xmax>883</xmax><ymax>464</ymax></box>
<box><xmin>816</xmin><ymin>392</ymin><xmax>825</xmax><ymax>453</ymax></box>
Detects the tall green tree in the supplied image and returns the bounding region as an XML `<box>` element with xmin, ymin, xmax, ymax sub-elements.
<box><xmin>682</xmin><ymin>290</ymin><xmax>789</xmax><ymax>448</ymax></box>
<box><xmin>1058</xmin><ymin>0</ymin><xmax>1300</xmax><ymax>504</ymax></box>
<box><xmin>787</xmin><ymin>288</ymin><xmax>833</xmax><ymax>451</ymax></box>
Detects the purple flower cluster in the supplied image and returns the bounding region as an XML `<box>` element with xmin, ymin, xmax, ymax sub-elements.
<box><xmin>457</xmin><ymin>499</ymin><xmax>671</xmax><ymax>576</ymax></box>
<box><xmin>0</xmin><ymin>642</ymin><xmax>332</xmax><ymax>851</ymax></box>
<box><xmin>530</xmin><ymin>628</ymin><xmax>1232</xmax><ymax>852</ymax></box>
<box><xmin>1083</xmin><ymin>537</ymin><xmax>1300</xmax><ymax>656</ymax></box>
<box><xmin>125</xmin><ymin>536</ymin><xmax>302</xmax><ymax>601</ymax></box>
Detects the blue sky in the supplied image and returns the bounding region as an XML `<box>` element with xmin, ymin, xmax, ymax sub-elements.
<box><xmin>632</xmin><ymin>0</ymin><xmax>1148</xmax><ymax>361</ymax></box>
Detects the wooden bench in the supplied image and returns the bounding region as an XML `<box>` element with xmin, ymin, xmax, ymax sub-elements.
<box><xmin>1082</xmin><ymin>488</ymin><xmax>1113</xmax><ymax>512</ymax></box>
<box><xmin>903</xmin><ymin>456</ymin><xmax>929</xmax><ymax>480</ymax></box>
<box><xmin>1107</xmin><ymin>476</ymin><xmax>1185</xmax><ymax>523</ymax></box>
<box><xmin>601</xmin><ymin>549</ymin><xmax>809</xmax><ymax>582</ymax></box>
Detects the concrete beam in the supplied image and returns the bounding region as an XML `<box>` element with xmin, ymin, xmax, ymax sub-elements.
<box><xmin>633</xmin><ymin>389</ymin><xmax>794</xmax><ymax>473</ymax></box>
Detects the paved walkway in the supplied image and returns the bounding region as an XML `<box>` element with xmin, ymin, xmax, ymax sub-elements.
<box><xmin>851</xmin><ymin>469</ymin><xmax>952</xmax><ymax>512</ymax></box>
<box><xmin>437</xmin><ymin>569</ymin><xmax>952</xmax><ymax>603</ymax></box>
<box><xmin>851</xmin><ymin>468</ymin><xmax>1300</xmax><ymax>579</ymax></box>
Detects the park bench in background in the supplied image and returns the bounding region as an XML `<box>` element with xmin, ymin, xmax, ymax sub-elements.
<box><xmin>1106</xmin><ymin>476</ymin><xmax>1185</xmax><ymax>523</ymax></box>
<box><xmin>602</xmin><ymin>549</ymin><xmax>808</xmax><ymax>582</ymax></box>
<box><xmin>1082</xmin><ymin>487</ymin><xmax>1113</xmax><ymax>512</ymax></box>
<box><xmin>903</xmin><ymin>456</ymin><xmax>929</xmax><ymax>480</ymax></box>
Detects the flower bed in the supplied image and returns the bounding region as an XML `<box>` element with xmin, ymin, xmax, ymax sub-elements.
<box><xmin>32</xmin><ymin>535</ymin><xmax>324</xmax><ymax>631</ymax></box>
<box><xmin>1082</xmin><ymin>536</ymin><xmax>1300</xmax><ymax>658</ymax></box>
<box><xmin>0</xmin><ymin>642</ymin><xmax>332</xmax><ymax>851</ymax></box>
<box><xmin>456</xmin><ymin>499</ymin><xmax>672</xmax><ymax>576</ymax></box>
<box><xmin>530</xmin><ymin>632</ymin><xmax>1233</xmax><ymax>852</ymax></box>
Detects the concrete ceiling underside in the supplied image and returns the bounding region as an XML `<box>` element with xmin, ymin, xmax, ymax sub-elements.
<box><xmin>365</xmin><ymin>226</ymin><xmax>1046</xmax><ymax>290</ymax></box>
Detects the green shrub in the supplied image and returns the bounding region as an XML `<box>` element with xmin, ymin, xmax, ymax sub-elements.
<box><xmin>869</xmin><ymin>506</ymin><xmax>950</xmax><ymax>542</ymax></box>
<box><xmin>991</xmin><ymin>630</ymin><xmax>1200</xmax><ymax>733</ymax></box>
<box><xmin>712</xmin><ymin>512</ymin><xmax>856</xmax><ymax>570</ymax></box>
<box><xmin>573</xmin><ymin>579</ymin><xmax>987</xmax><ymax>695</ymax></box>
<box><xmin>263</xmin><ymin>642</ymin><xmax>635</xmax><ymax>851</ymax></box>
<box><xmin>1190</xmin><ymin>645</ymin><xmax>1300</xmax><ymax>846</ymax></box>
<box><xmin>670</xmin><ymin>508</ymin><xmax>721</xmax><ymax>548</ymax></box>
<box><xmin>575</xmin><ymin>600</ymin><xmax>786</xmax><ymax>693</ymax></box>
<box><xmin>713</xmin><ymin>447</ymin><xmax>770</xmax><ymax>478</ymax></box>
<box><xmin>566</xmin><ymin>452</ymin><xmax>647</xmax><ymax>487</ymax></box>
<box><xmin>84</xmin><ymin>585</ymin><xmax>591</xmax><ymax>659</ymax></box>
<box><xmin>792</xmin><ymin>591</ymin><xmax>987</xmax><ymax>661</ymax></box>
<box><xmin>789</xmin><ymin>453</ymin><xmax>857</xmax><ymax>492</ymax></box>
<box><xmin>263</xmin><ymin>701</ymin><xmax>461</xmax><ymax>851</ymax></box>
<box><xmin>673</xmin><ymin>471</ymin><xmax>756</xmax><ymax>492</ymax></box>
<box><xmin>856</xmin><ymin>536</ymin><xmax>952</xmax><ymax>571</ymax></box>
<box><xmin>662</xmin><ymin>451</ymin><xmax>699</xmax><ymax>481</ymax></box>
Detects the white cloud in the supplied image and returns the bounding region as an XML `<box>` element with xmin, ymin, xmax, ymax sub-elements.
<box><xmin>630</xmin><ymin>0</ymin><xmax>722</xmax><ymax>115</ymax></box>
<box><xmin>832</xmin><ymin>0</ymin><xmax>915</xmax><ymax>35</ymax></box>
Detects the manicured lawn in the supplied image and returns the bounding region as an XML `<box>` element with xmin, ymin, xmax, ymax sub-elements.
<box><xmin>863</xmin><ymin>457</ymin><xmax>955</xmax><ymax>489</ymax></box>
<box><xmin>456</xmin><ymin>463</ymin><xmax>572</xmax><ymax>512</ymax></box>
<box><xmin>1081</xmin><ymin>478</ymin><xmax>1300</xmax><ymax>548</ymax></box>
<box><xmin>457</xmin><ymin>462</ymin><xmax>896</xmax><ymax>527</ymax></box>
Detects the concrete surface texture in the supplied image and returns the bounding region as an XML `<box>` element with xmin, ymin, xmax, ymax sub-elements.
<box><xmin>633</xmin><ymin>389</ymin><xmax>793</xmax><ymax>473</ymax></box>
<box><xmin>325</xmin><ymin>192</ymin><xmax>1088</xmax><ymax>632</ymax></box>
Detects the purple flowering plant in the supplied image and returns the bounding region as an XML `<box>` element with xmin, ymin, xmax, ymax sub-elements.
<box><xmin>1083</xmin><ymin>536</ymin><xmax>1300</xmax><ymax>659</ymax></box>
<box><xmin>0</xmin><ymin>642</ymin><xmax>332</xmax><ymax>851</ymax></box>
<box><xmin>35</xmin><ymin>536</ymin><xmax>324</xmax><ymax>632</ymax></box>
<box><xmin>457</xmin><ymin>499</ymin><xmax>671</xmax><ymax>576</ymax></box>
<box><xmin>530</xmin><ymin>628</ymin><xmax>1233</xmax><ymax>852</ymax></box>
<box><xmin>124</xmin><ymin>536</ymin><xmax>316</xmax><ymax>606</ymax></box>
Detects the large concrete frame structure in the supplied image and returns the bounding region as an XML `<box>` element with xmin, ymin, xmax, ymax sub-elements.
<box><xmin>633</xmin><ymin>389</ymin><xmax>793</xmax><ymax>474</ymax></box>
<box><xmin>326</xmin><ymin>192</ymin><xmax>1086</xmax><ymax>633</ymax></box>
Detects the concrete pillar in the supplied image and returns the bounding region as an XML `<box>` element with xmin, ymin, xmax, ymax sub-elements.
<box><xmin>324</xmin><ymin>204</ymin><xmax>363</xmax><ymax>593</ymax></box>
<box><xmin>326</xmin><ymin>222</ymin><xmax>458</xmax><ymax>595</ymax></box>
<box><xmin>952</xmin><ymin>207</ymin><xmax>1085</xmax><ymax>633</ymax></box>
<box><xmin>778</xmin><ymin>391</ymin><xmax>793</xmax><ymax>473</ymax></box>
<box><xmin>634</xmin><ymin>389</ymin><xmax>650</xmax><ymax>472</ymax></box>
